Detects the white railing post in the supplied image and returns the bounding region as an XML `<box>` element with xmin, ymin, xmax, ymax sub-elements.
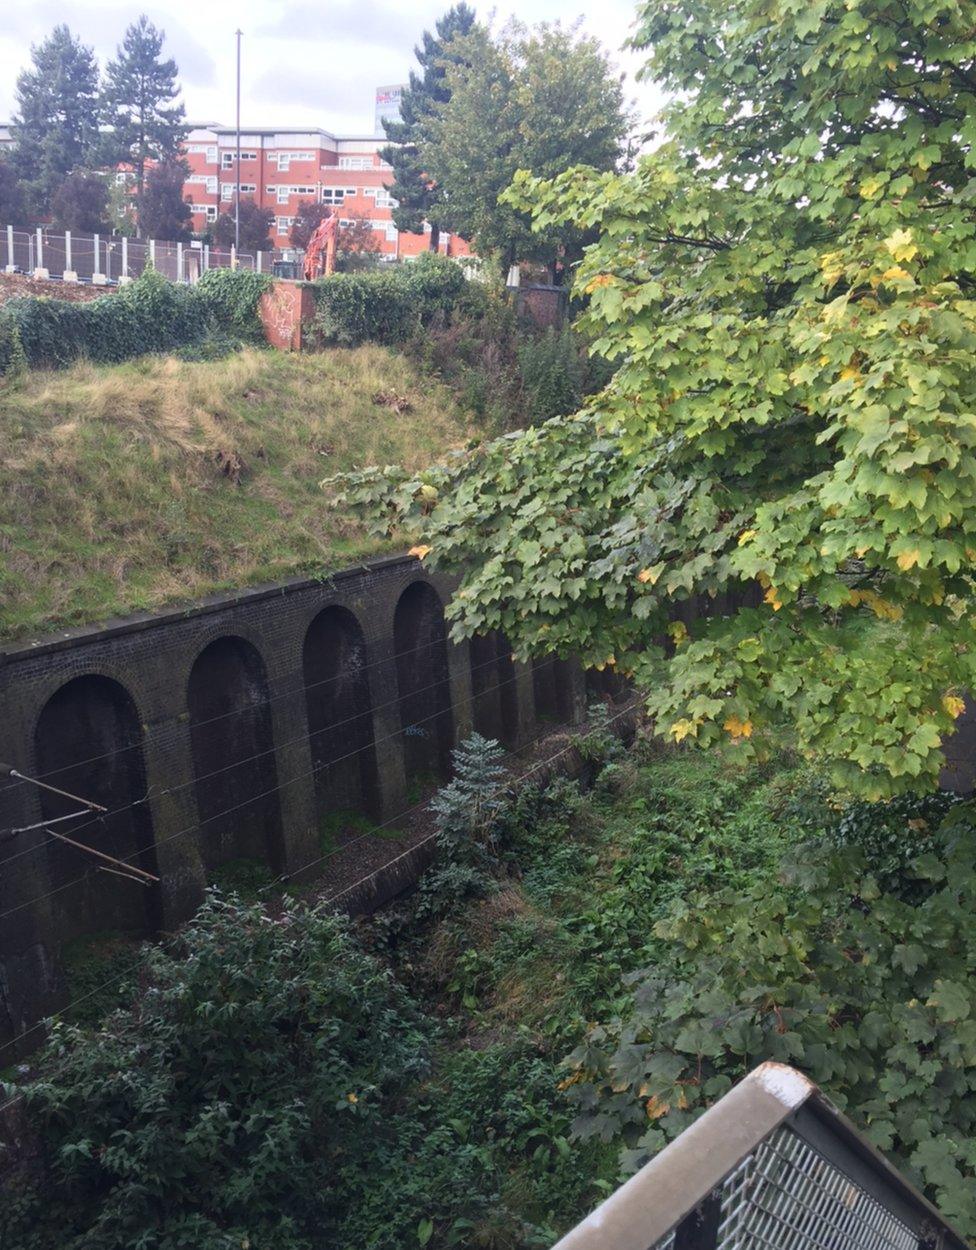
<box><xmin>122</xmin><ymin>235</ymin><xmax>128</xmax><ymax>279</ymax></box>
<box><xmin>256</xmin><ymin>250</ymin><xmax>262</xmax><ymax>274</ymax></box>
<box><xmin>34</xmin><ymin>226</ymin><xmax>47</xmax><ymax>278</ymax></box>
<box><xmin>230</xmin><ymin>244</ymin><xmax>237</xmax><ymax>269</ymax></box>
<box><xmin>64</xmin><ymin>230</ymin><xmax>77</xmax><ymax>282</ymax></box>
<box><xmin>150</xmin><ymin>238</ymin><xmax>156</xmax><ymax>269</ymax></box>
<box><xmin>5</xmin><ymin>224</ymin><xmax>14</xmax><ymax>273</ymax></box>
<box><xmin>93</xmin><ymin>232</ymin><xmax>106</xmax><ymax>284</ymax></box>
<box><xmin>203</xmin><ymin>243</ymin><xmax>210</xmax><ymax>272</ymax></box>
<box><xmin>177</xmin><ymin>240</ymin><xmax>184</xmax><ymax>283</ymax></box>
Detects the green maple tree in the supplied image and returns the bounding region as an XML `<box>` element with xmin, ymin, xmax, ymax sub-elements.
<box><xmin>331</xmin><ymin>0</ymin><xmax>976</xmax><ymax>798</ymax></box>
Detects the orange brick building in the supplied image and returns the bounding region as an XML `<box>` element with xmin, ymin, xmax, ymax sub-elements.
<box><xmin>182</xmin><ymin>122</ymin><xmax>470</xmax><ymax>259</ymax></box>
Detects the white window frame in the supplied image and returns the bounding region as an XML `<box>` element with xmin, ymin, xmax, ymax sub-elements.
<box><xmin>221</xmin><ymin>150</ymin><xmax>257</xmax><ymax>168</ymax></box>
<box><xmin>322</xmin><ymin>186</ymin><xmax>351</xmax><ymax>205</ymax></box>
<box><xmin>363</xmin><ymin>186</ymin><xmax>397</xmax><ymax>209</ymax></box>
<box><xmin>338</xmin><ymin>155</ymin><xmax>374</xmax><ymax>170</ymax></box>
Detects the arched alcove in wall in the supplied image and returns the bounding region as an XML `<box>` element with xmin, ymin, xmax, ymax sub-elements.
<box><xmin>394</xmin><ymin>581</ymin><xmax>453</xmax><ymax>782</ymax></box>
<box><xmin>187</xmin><ymin>636</ymin><xmax>284</xmax><ymax>873</ymax></box>
<box><xmin>532</xmin><ymin>656</ymin><xmax>575</xmax><ymax>724</ymax></box>
<box><xmin>585</xmin><ymin>666</ymin><xmax>628</xmax><ymax>704</ymax></box>
<box><xmin>34</xmin><ymin>674</ymin><xmax>160</xmax><ymax>941</ymax></box>
<box><xmin>303</xmin><ymin>605</ymin><xmax>378</xmax><ymax>822</ymax></box>
<box><xmin>470</xmin><ymin>631</ymin><xmax>519</xmax><ymax>746</ymax></box>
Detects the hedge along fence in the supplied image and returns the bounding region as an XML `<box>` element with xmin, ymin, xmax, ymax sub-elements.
<box><xmin>307</xmin><ymin>253</ymin><xmax>468</xmax><ymax>347</ymax></box>
<box><xmin>0</xmin><ymin>267</ymin><xmax>273</xmax><ymax>377</ymax></box>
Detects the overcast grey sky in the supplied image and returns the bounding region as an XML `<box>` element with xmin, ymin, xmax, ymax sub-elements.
<box><xmin>0</xmin><ymin>0</ymin><xmax>664</xmax><ymax>136</ymax></box>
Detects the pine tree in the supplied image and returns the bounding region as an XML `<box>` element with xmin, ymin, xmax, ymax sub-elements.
<box><xmin>12</xmin><ymin>25</ymin><xmax>100</xmax><ymax>217</ymax></box>
<box><xmin>0</xmin><ymin>161</ymin><xmax>27</xmax><ymax>227</ymax></box>
<box><xmin>380</xmin><ymin>3</ymin><xmax>477</xmax><ymax>252</ymax></box>
<box><xmin>102</xmin><ymin>15</ymin><xmax>186</xmax><ymax>203</ymax></box>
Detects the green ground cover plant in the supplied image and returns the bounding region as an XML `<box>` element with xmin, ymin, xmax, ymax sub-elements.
<box><xmin>2</xmin><ymin>738</ymin><xmax>834</xmax><ymax>1250</ymax></box>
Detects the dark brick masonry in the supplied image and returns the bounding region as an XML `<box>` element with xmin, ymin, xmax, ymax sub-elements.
<box><xmin>4</xmin><ymin>555</ymin><xmax>970</xmax><ymax>1063</ymax></box>
<box><xmin>0</xmin><ymin>554</ymin><xmax>589</xmax><ymax>1062</ymax></box>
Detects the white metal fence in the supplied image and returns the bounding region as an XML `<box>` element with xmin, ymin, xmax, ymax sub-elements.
<box><xmin>0</xmin><ymin>225</ymin><xmax>275</xmax><ymax>286</ymax></box>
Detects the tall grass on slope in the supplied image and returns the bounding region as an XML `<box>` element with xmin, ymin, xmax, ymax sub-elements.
<box><xmin>0</xmin><ymin>347</ymin><xmax>470</xmax><ymax>640</ymax></box>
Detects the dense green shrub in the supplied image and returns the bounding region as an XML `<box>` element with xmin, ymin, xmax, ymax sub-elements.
<box><xmin>4</xmin><ymin>268</ymin><xmax>272</xmax><ymax>373</ymax></box>
<box><xmin>309</xmin><ymin>269</ymin><xmax>414</xmax><ymax>345</ymax></box>
<box><xmin>308</xmin><ymin>254</ymin><xmax>470</xmax><ymax>347</ymax></box>
<box><xmin>196</xmin><ymin>267</ymin><xmax>273</xmax><ymax>340</ymax></box>
<box><xmin>517</xmin><ymin>325</ymin><xmax>585</xmax><ymax>424</ymax></box>
<box><xmin>0</xmin><ymin>311</ymin><xmax>26</xmax><ymax>379</ymax></box>
<box><xmin>400</xmin><ymin>252</ymin><xmax>467</xmax><ymax>319</ymax></box>
<box><xmin>0</xmin><ymin>895</ymin><xmax>431</xmax><ymax>1250</ymax></box>
<box><xmin>5</xmin><ymin>270</ymin><xmax>210</xmax><ymax>369</ymax></box>
<box><xmin>563</xmin><ymin>802</ymin><xmax>976</xmax><ymax>1235</ymax></box>
<box><xmin>825</xmin><ymin>789</ymin><xmax>962</xmax><ymax>895</ymax></box>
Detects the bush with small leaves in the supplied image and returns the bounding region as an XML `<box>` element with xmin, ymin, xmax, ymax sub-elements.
<box><xmin>0</xmin><ymin>894</ymin><xmax>432</xmax><ymax>1250</ymax></box>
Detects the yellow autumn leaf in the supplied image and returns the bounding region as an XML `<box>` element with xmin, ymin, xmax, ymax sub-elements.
<box><xmin>584</xmin><ymin>274</ymin><xmax>615</xmax><ymax>293</ymax></box>
<box><xmin>670</xmin><ymin>718</ymin><xmax>697</xmax><ymax>742</ymax></box>
<box><xmin>884</xmin><ymin>228</ymin><xmax>918</xmax><ymax>262</ymax></box>
<box><xmin>849</xmin><ymin>589</ymin><xmax>903</xmax><ymax>621</ymax></box>
<box><xmin>882</xmin><ymin>265</ymin><xmax>912</xmax><ymax>282</ymax></box>
<box><xmin>839</xmin><ymin>366</ymin><xmax>860</xmax><ymax>383</ymax></box>
<box><xmin>346</xmin><ymin>1093</ymin><xmax>358</xmax><ymax>1104</ymax></box>
<box><xmin>738</xmin><ymin>529</ymin><xmax>757</xmax><ymax>546</ymax></box>
<box><xmin>943</xmin><ymin>695</ymin><xmax>966</xmax><ymax>720</ymax></box>
<box><xmin>408</xmin><ymin>544</ymin><xmax>432</xmax><ymax>560</ymax></box>
<box><xmin>724</xmin><ymin>715</ymin><xmax>753</xmax><ymax>739</ymax></box>
<box><xmin>895</xmin><ymin>549</ymin><xmax>919</xmax><ymax>571</ymax></box>
<box><xmin>645</xmin><ymin>1094</ymin><xmax>671</xmax><ymax>1120</ymax></box>
<box><xmin>668</xmin><ymin>621</ymin><xmax>689</xmax><ymax>645</ymax></box>
<box><xmin>419</xmin><ymin>483</ymin><xmax>439</xmax><ymax>502</ymax></box>
<box><xmin>637</xmin><ymin>562</ymin><xmax>665</xmax><ymax>585</ymax></box>
<box><xmin>764</xmin><ymin>586</ymin><xmax>782</xmax><ymax>610</ymax></box>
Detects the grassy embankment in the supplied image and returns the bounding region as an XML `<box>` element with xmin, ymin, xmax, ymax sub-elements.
<box><xmin>0</xmin><ymin>346</ymin><xmax>470</xmax><ymax>641</ymax></box>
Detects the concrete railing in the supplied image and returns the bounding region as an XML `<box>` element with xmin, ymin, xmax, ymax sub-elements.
<box><xmin>554</xmin><ymin>1063</ymin><xmax>967</xmax><ymax>1250</ymax></box>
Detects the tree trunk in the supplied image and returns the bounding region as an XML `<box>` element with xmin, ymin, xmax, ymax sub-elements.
<box><xmin>428</xmin><ymin>223</ymin><xmax>440</xmax><ymax>253</ymax></box>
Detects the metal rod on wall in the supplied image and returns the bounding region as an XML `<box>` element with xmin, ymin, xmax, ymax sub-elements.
<box><xmin>235</xmin><ymin>28</ymin><xmax>242</xmax><ymax>254</ymax></box>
